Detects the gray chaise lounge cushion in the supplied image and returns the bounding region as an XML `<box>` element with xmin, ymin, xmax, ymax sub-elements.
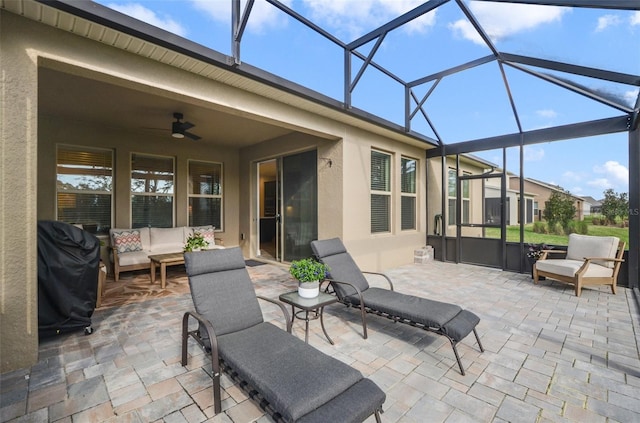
<box><xmin>346</xmin><ymin>288</ymin><xmax>479</xmax><ymax>342</ymax></box>
<box><xmin>186</xmin><ymin>247</ymin><xmax>264</xmax><ymax>336</ymax></box>
<box><xmin>218</xmin><ymin>322</ymin><xmax>378</xmax><ymax>422</ymax></box>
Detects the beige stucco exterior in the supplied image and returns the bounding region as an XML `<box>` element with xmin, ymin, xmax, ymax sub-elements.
<box><xmin>1</xmin><ymin>7</ymin><xmax>430</xmax><ymax>373</ymax></box>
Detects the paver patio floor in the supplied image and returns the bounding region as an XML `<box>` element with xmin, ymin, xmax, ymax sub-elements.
<box><xmin>2</xmin><ymin>260</ymin><xmax>640</xmax><ymax>422</ymax></box>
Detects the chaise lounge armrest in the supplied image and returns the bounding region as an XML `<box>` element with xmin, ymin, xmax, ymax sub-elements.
<box><xmin>181</xmin><ymin>295</ymin><xmax>292</xmax><ymax>415</ymax></box>
<box><xmin>362</xmin><ymin>271</ymin><xmax>394</xmax><ymax>290</ymax></box>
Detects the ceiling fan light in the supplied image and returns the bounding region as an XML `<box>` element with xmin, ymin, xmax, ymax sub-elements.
<box><xmin>171</xmin><ymin>121</ymin><xmax>184</xmax><ymax>138</ymax></box>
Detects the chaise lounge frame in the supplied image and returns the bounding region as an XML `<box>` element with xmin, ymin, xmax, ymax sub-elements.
<box><xmin>311</xmin><ymin>238</ymin><xmax>484</xmax><ymax>376</ymax></box>
<box><xmin>181</xmin><ymin>247</ymin><xmax>385</xmax><ymax>423</ymax></box>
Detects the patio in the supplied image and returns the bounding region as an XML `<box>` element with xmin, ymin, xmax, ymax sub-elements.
<box><xmin>2</xmin><ymin>260</ymin><xmax>640</xmax><ymax>423</ymax></box>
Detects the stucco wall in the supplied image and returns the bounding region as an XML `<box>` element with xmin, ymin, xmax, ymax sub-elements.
<box><xmin>1</xmin><ymin>9</ymin><xmax>430</xmax><ymax>373</ymax></box>
<box><xmin>1</xmin><ymin>10</ymin><xmax>40</xmax><ymax>373</ymax></box>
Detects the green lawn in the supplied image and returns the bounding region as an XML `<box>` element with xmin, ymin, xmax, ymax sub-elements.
<box><xmin>484</xmin><ymin>223</ymin><xmax>629</xmax><ymax>246</ymax></box>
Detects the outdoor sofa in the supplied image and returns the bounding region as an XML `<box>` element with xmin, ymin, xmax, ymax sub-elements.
<box><xmin>181</xmin><ymin>247</ymin><xmax>386</xmax><ymax>422</ymax></box>
<box><xmin>109</xmin><ymin>225</ymin><xmax>222</xmax><ymax>280</ymax></box>
<box><xmin>311</xmin><ymin>238</ymin><xmax>484</xmax><ymax>375</ymax></box>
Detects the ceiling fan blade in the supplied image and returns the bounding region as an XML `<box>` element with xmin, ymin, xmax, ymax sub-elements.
<box><xmin>184</xmin><ymin>131</ymin><xmax>201</xmax><ymax>141</ymax></box>
<box><xmin>180</xmin><ymin>121</ymin><xmax>195</xmax><ymax>131</ymax></box>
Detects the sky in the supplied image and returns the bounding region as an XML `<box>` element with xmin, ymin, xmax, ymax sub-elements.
<box><xmin>95</xmin><ymin>0</ymin><xmax>640</xmax><ymax>200</ymax></box>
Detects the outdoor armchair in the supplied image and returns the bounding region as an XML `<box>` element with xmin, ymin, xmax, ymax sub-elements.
<box><xmin>181</xmin><ymin>247</ymin><xmax>385</xmax><ymax>422</ymax></box>
<box><xmin>310</xmin><ymin>238</ymin><xmax>484</xmax><ymax>376</ymax></box>
<box><xmin>533</xmin><ymin>233</ymin><xmax>625</xmax><ymax>297</ymax></box>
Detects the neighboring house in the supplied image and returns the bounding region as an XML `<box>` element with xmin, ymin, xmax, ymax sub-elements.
<box><xmin>582</xmin><ymin>196</ymin><xmax>602</xmax><ymax>215</ymax></box>
<box><xmin>427</xmin><ymin>154</ymin><xmax>496</xmax><ymax>237</ymax></box>
<box><xmin>508</xmin><ymin>177</ymin><xmax>584</xmax><ymax>222</ymax></box>
<box><xmin>485</xmin><ymin>175</ymin><xmax>537</xmax><ymax>226</ymax></box>
<box><xmin>2</xmin><ymin>1</ymin><xmax>432</xmax><ymax>372</ymax></box>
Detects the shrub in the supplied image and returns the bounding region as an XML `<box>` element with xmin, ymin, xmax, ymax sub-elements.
<box><xmin>532</xmin><ymin>221</ymin><xmax>547</xmax><ymax>233</ymax></box>
<box><xmin>576</xmin><ymin>220</ymin><xmax>589</xmax><ymax>234</ymax></box>
<box><xmin>551</xmin><ymin>223</ymin><xmax>565</xmax><ymax>235</ymax></box>
<box><xmin>592</xmin><ymin>217</ymin><xmax>601</xmax><ymax>225</ymax></box>
<box><xmin>564</xmin><ymin>221</ymin><xmax>576</xmax><ymax>234</ymax></box>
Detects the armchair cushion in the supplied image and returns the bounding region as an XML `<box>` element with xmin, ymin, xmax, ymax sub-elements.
<box><xmin>535</xmin><ymin>259</ymin><xmax>613</xmax><ymax>278</ymax></box>
<box><xmin>566</xmin><ymin>234</ymin><xmax>619</xmax><ymax>268</ymax></box>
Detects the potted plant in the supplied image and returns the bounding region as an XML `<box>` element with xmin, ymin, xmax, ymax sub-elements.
<box><xmin>526</xmin><ymin>243</ymin><xmax>551</xmax><ymax>279</ymax></box>
<box><xmin>289</xmin><ymin>257</ymin><xmax>330</xmax><ymax>298</ymax></box>
<box><xmin>184</xmin><ymin>232</ymin><xmax>209</xmax><ymax>252</ymax></box>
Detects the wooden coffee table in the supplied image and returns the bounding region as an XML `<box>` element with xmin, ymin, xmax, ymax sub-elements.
<box><xmin>149</xmin><ymin>252</ymin><xmax>185</xmax><ymax>289</ymax></box>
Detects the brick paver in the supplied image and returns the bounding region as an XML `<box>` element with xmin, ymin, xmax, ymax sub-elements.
<box><xmin>1</xmin><ymin>260</ymin><xmax>639</xmax><ymax>422</ymax></box>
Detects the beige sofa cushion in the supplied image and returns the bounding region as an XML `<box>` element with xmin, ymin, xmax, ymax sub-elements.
<box><xmin>566</xmin><ymin>234</ymin><xmax>619</xmax><ymax>268</ymax></box>
<box><xmin>150</xmin><ymin>227</ymin><xmax>187</xmax><ymax>251</ymax></box>
<box><xmin>118</xmin><ymin>250</ymin><xmax>152</xmax><ymax>267</ymax></box>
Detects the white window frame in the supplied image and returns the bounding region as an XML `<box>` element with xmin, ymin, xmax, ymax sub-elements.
<box><xmin>371</xmin><ymin>149</ymin><xmax>392</xmax><ymax>234</ymax></box>
<box><xmin>400</xmin><ymin>156</ymin><xmax>418</xmax><ymax>231</ymax></box>
<box><xmin>188</xmin><ymin>160</ymin><xmax>224</xmax><ymax>230</ymax></box>
<box><xmin>130</xmin><ymin>153</ymin><xmax>175</xmax><ymax>228</ymax></box>
<box><xmin>56</xmin><ymin>145</ymin><xmax>113</xmax><ymax>234</ymax></box>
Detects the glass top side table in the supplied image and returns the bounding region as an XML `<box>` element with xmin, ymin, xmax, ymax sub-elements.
<box><xmin>278</xmin><ymin>291</ymin><xmax>338</xmax><ymax>344</ymax></box>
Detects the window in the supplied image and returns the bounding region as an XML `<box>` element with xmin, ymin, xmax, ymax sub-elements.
<box><xmin>448</xmin><ymin>169</ymin><xmax>470</xmax><ymax>225</ymax></box>
<box><xmin>131</xmin><ymin>154</ymin><xmax>174</xmax><ymax>228</ymax></box>
<box><xmin>401</xmin><ymin>157</ymin><xmax>417</xmax><ymax>230</ymax></box>
<box><xmin>371</xmin><ymin>150</ymin><xmax>391</xmax><ymax>233</ymax></box>
<box><xmin>56</xmin><ymin>145</ymin><xmax>113</xmax><ymax>234</ymax></box>
<box><xmin>188</xmin><ymin>160</ymin><xmax>223</xmax><ymax>229</ymax></box>
<box><xmin>448</xmin><ymin>169</ymin><xmax>456</xmax><ymax>225</ymax></box>
<box><xmin>462</xmin><ymin>172</ymin><xmax>470</xmax><ymax>224</ymax></box>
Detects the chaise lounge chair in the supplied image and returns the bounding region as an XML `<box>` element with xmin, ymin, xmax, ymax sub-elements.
<box><xmin>181</xmin><ymin>247</ymin><xmax>386</xmax><ymax>422</ymax></box>
<box><xmin>311</xmin><ymin>238</ymin><xmax>484</xmax><ymax>375</ymax></box>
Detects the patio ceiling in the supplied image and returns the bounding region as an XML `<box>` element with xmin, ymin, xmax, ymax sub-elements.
<box><xmin>38</xmin><ymin>67</ymin><xmax>296</xmax><ymax>149</ymax></box>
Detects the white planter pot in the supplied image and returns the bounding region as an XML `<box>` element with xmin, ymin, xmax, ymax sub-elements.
<box><xmin>298</xmin><ymin>281</ymin><xmax>319</xmax><ymax>298</ymax></box>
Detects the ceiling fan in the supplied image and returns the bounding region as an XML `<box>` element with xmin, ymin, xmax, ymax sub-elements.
<box><xmin>171</xmin><ymin>112</ymin><xmax>201</xmax><ymax>140</ymax></box>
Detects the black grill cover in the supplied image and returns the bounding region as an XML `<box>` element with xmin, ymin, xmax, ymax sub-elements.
<box><xmin>37</xmin><ymin>221</ymin><xmax>100</xmax><ymax>337</ymax></box>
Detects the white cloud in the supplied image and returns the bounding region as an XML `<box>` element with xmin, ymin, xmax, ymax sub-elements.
<box><xmin>594</xmin><ymin>161</ymin><xmax>628</xmax><ymax>184</ymax></box>
<box><xmin>587</xmin><ymin>161</ymin><xmax>629</xmax><ymax>193</ymax></box>
<box><xmin>587</xmin><ymin>178</ymin><xmax>611</xmax><ymax>190</ymax></box>
<box><xmin>595</xmin><ymin>14</ymin><xmax>621</xmax><ymax>32</ymax></box>
<box><xmin>301</xmin><ymin>0</ymin><xmax>435</xmax><ymax>39</ymax></box>
<box><xmin>536</xmin><ymin>109</ymin><xmax>557</xmax><ymax>119</ymax></box>
<box><xmin>191</xmin><ymin>0</ymin><xmax>292</xmax><ymax>33</ymax></box>
<box><xmin>631</xmin><ymin>11</ymin><xmax>640</xmax><ymax>26</ymax></box>
<box><xmin>106</xmin><ymin>3</ymin><xmax>187</xmax><ymax>36</ymax></box>
<box><xmin>523</xmin><ymin>146</ymin><xmax>544</xmax><ymax>161</ymax></box>
<box><xmin>449</xmin><ymin>3</ymin><xmax>568</xmax><ymax>45</ymax></box>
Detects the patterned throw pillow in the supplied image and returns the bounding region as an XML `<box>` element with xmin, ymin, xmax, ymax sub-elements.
<box><xmin>112</xmin><ymin>230</ymin><xmax>143</xmax><ymax>254</ymax></box>
<box><xmin>193</xmin><ymin>226</ymin><xmax>216</xmax><ymax>246</ymax></box>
